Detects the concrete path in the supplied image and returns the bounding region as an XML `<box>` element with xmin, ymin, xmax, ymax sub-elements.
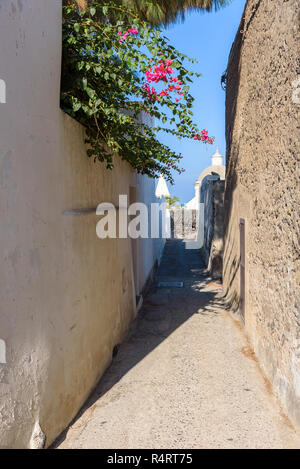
<box><xmin>56</xmin><ymin>239</ymin><xmax>300</xmax><ymax>449</ymax></box>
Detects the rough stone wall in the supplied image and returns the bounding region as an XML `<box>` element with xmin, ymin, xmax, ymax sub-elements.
<box><xmin>201</xmin><ymin>180</ymin><xmax>214</xmax><ymax>265</ymax></box>
<box><xmin>200</xmin><ymin>179</ymin><xmax>225</xmax><ymax>279</ymax></box>
<box><xmin>223</xmin><ymin>0</ymin><xmax>300</xmax><ymax>427</ymax></box>
<box><xmin>208</xmin><ymin>181</ymin><xmax>225</xmax><ymax>279</ymax></box>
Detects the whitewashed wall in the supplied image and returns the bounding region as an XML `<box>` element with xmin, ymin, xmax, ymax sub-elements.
<box><xmin>0</xmin><ymin>0</ymin><xmax>164</xmax><ymax>448</ymax></box>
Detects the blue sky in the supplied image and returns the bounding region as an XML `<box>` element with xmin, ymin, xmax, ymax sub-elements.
<box><xmin>158</xmin><ymin>0</ymin><xmax>246</xmax><ymax>203</ymax></box>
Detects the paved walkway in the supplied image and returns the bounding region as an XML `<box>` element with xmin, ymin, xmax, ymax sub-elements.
<box><xmin>56</xmin><ymin>239</ymin><xmax>300</xmax><ymax>449</ymax></box>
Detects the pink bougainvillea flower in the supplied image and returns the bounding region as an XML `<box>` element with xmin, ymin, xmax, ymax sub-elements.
<box><xmin>166</xmin><ymin>67</ymin><xmax>174</xmax><ymax>74</ymax></box>
<box><xmin>158</xmin><ymin>90</ymin><xmax>168</xmax><ymax>97</ymax></box>
<box><xmin>142</xmin><ymin>59</ymin><xmax>196</xmax><ymax>112</ymax></box>
<box><xmin>120</xmin><ymin>31</ymin><xmax>129</xmax><ymax>42</ymax></box>
<box><xmin>193</xmin><ymin>130</ymin><xmax>214</xmax><ymax>144</ymax></box>
<box><xmin>142</xmin><ymin>83</ymin><xmax>158</xmax><ymax>101</ymax></box>
<box><xmin>119</xmin><ymin>28</ymin><xmax>138</xmax><ymax>42</ymax></box>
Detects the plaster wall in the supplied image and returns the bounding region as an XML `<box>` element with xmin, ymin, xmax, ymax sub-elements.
<box><xmin>0</xmin><ymin>0</ymin><xmax>163</xmax><ymax>448</ymax></box>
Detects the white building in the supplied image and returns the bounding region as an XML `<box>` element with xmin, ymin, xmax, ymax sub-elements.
<box><xmin>155</xmin><ymin>174</ymin><xmax>170</xmax><ymax>199</ymax></box>
<box><xmin>185</xmin><ymin>149</ymin><xmax>225</xmax><ymax>209</ymax></box>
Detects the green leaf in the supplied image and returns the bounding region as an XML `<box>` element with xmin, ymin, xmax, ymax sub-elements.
<box><xmin>72</xmin><ymin>101</ymin><xmax>81</xmax><ymax>112</ymax></box>
<box><xmin>86</xmin><ymin>87</ymin><xmax>95</xmax><ymax>98</ymax></box>
<box><xmin>82</xmin><ymin>78</ymin><xmax>87</xmax><ymax>90</ymax></box>
<box><xmin>61</xmin><ymin>2</ymin><xmax>206</xmax><ymax>184</ymax></box>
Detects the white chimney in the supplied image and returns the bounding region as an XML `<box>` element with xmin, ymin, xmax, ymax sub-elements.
<box><xmin>212</xmin><ymin>148</ymin><xmax>223</xmax><ymax>166</ymax></box>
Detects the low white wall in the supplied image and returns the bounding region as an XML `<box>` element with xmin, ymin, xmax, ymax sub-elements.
<box><xmin>135</xmin><ymin>173</ymin><xmax>165</xmax><ymax>294</ymax></box>
<box><xmin>0</xmin><ymin>0</ymin><xmax>164</xmax><ymax>448</ymax></box>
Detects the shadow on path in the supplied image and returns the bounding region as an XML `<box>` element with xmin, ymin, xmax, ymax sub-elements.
<box><xmin>53</xmin><ymin>239</ymin><xmax>223</xmax><ymax>447</ymax></box>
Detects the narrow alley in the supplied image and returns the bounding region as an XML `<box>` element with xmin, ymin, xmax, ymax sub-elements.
<box><xmin>55</xmin><ymin>240</ymin><xmax>300</xmax><ymax>449</ymax></box>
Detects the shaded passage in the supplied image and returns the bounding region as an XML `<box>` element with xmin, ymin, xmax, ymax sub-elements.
<box><xmin>55</xmin><ymin>240</ymin><xmax>300</xmax><ymax>449</ymax></box>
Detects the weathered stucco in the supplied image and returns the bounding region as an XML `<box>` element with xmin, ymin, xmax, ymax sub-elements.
<box><xmin>223</xmin><ymin>0</ymin><xmax>300</xmax><ymax>427</ymax></box>
<box><xmin>0</xmin><ymin>0</ymin><xmax>164</xmax><ymax>448</ymax></box>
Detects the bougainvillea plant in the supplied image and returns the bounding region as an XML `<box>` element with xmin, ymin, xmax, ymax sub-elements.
<box><xmin>61</xmin><ymin>0</ymin><xmax>214</xmax><ymax>182</ymax></box>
